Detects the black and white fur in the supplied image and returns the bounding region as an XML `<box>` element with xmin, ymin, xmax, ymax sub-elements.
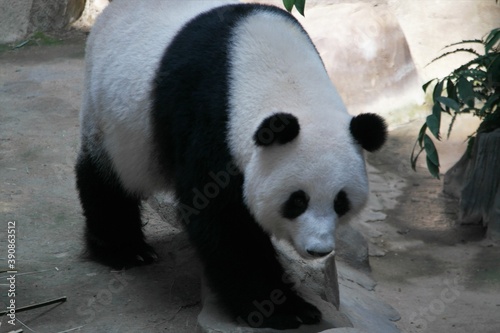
<box><xmin>76</xmin><ymin>0</ymin><xmax>387</xmax><ymax>329</ymax></box>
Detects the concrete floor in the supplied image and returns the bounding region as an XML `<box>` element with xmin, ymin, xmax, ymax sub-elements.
<box><xmin>1</xmin><ymin>34</ymin><xmax>499</xmax><ymax>333</ymax></box>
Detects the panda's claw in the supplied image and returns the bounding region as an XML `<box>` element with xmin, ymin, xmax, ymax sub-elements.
<box><xmin>85</xmin><ymin>234</ymin><xmax>158</xmax><ymax>269</ymax></box>
<box><xmin>134</xmin><ymin>245</ymin><xmax>158</xmax><ymax>264</ymax></box>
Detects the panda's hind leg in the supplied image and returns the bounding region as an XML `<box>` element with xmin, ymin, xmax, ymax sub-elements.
<box><xmin>75</xmin><ymin>149</ymin><xmax>157</xmax><ymax>268</ymax></box>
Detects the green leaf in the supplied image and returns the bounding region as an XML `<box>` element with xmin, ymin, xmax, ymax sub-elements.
<box><xmin>446</xmin><ymin>78</ymin><xmax>456</xmax><ymax>102</ymax></box>
<box><xmin>455</xmin><ymin>53</ymin><xmax>491</xmax><ymax>73</ymax></box>
<box><xmin>484</xmin><ymin>28</ymin><xmax>500</xmax><ymax>53</ymax></box>
<box><xmin>479</xmin><ymin>94</ymin><xmax>500</xmax><ymax>117</ymax></box>
<box><xmin>447</xmin><ymin>113</ymin><xmax>457</xmax><ymax>139</ymax></box>
<box><xmin>424</xmin><ymin>134</ymin><xmax>440</xmax><ymax>179</ymax></box>
<box><xmin>426</xmin><ymin>156</ymin><xmax>440</xmax><ymax>179</ymax></box>
<box><xmin>426</xmin><ymin>114</ymin><xmax>441</xmax><ymax>140</ymax></box>
<box><xmin>422</xmin><ymin>78</ymin><xmax>437</xmax><ymax>93</ymax></box>
<box><xmin>457</xmin><ymin>77</ymin><xmax>475</xmax><ymax>108</ymax></box>
<box><xmin>294</xmin><ymin>0</ymin><xmax>306</xmax><ymax>16</ymax></box>
<box><xmin>443</xmin><ymin>39</ymin><xmax>484</xmax><ymax>49</ymax></box>
<box><xmin>424</xmin><ymin>134</ymin><xmax>440</xmax><ymax>167</ymax></box>
<box><xmin>428</xmin><ymin>48</ymin><xmax>481</xmax><ymax>65</ymax></box>
<box><xmin>436</xmin><ymin>96</ymin><xmax>461</xmax><ymax>113</ymax></box>
<box><xmin>411</xmin><ymin>123</ymin><xmax>427</xmax><ymax>171</ymax></box>
<box><xmin>410</xmin><ymin>144</ymin><xmax>424</xmax><ymax>171</ymax></box>
<box><xmin>417</xmin><ymin>123</ymin><xmax>428</xmax><ymax>148</ymax></box>
<box><xmin>456</xmin><ymin>68</ymin><xmax>487</xmax><ymax>80</ymax></box>
<box><xmin>283</xmin><ymin>0</ymin><xmax>295</xmax><ymax>12</ymax></box>
<box><xmin>433</xmin><ymin>80</ymin><xmax>444</xmax><ymax>102</ymax></box>
<box><xmin>428</xmin><ymin>101</ymin><xmax>443</xmax><ymax>140</ymax></box>
<box><xmin>432</xmin><ymin>100</ymin><xmax>442</xmax><ymax>117</ymax></box>
<box><xmin>488</xmin><ymin>54</ymin><xmax>500</xmax><ymax>85</ymax></box>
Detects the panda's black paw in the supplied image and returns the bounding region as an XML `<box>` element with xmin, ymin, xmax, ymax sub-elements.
<box><xmin>85</xmin><ymin>234</ymin><xmax>158</xmax><ymax>269</ymax></box>
<box><xmin>248</xmin><ymin>294</ymin><xmax>322</xmax><ymax>330</ymax></box>
<box><xmin>259</xmin><ymin>313</ymin><xmax>302</xmax><ymax>330</ymax></box>
<box><xmin>285</xmin><ymin>293</ymin><xmax>322</xmax><ymax>325</ymax></box>
<box><xmin>293</xmin><ymin>297</ymin><xmax>322</xmax><ymax>324</ymax></box>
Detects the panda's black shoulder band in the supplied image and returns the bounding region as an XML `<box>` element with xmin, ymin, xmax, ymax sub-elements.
<box><xmin>350</xmin><ymin>113</ymin><xmax>387</xmax><ymax>152</ymax></box>
<box><xmin>253</xmin><ymin>113</ymin><xmax>300</xmax><ymax>147</ymax></box>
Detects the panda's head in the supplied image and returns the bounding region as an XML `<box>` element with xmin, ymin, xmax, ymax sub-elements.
<box><xmin>244</xmin><ymin>112</ymin><xmax>387</xmax><ymax>259</ymax></box>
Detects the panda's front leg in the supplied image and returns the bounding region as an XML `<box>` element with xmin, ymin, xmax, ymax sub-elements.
<box><xmin>185</xmin><ymin>202</ymin><xmax>322</xmax><ymax>330</ymax></box>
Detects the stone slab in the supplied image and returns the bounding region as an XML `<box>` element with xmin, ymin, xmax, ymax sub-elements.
<box><xmin>198</xmin><ymin>280</ymin><xmax>352</xmax><ymax>333</ymax></box>
<box><xmin>0</xmin><ymin>0</ymin><xmax>33</xmax><ymax>43</ymax></box>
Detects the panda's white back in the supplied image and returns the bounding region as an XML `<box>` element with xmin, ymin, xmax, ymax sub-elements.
<box><xmin>81</xmin><ymin>0</ymin><xmax>354</xmax><ymax>199</ymax></box>
<box><xmin>81</xmin><ymin>0</ymin><xmax>234</xmax><ymax>196</ymax></box>
<box><xmin>227</xmin><ymin>10</ymin><xmax>351</xmax><ymax>170</ymax></box>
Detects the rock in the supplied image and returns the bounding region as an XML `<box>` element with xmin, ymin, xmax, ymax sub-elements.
<box><xmin>324</xmin><ymin>255</ymin><xmax>340</xmax><ymax>309</ymax></box>
<box><xmin>367</xmin><ymin>243</ymin><xmax>387</xmax><ymax>257</ymax></box>
<box><xmin>0</xmin><ymin>0</ymin><xmax>32</xmax><ymax>43</ymax></box>
<box><xmin>443</xmin><ymin>152</ymin><xmax>469</xmax><ymax>199</ymax></box>
<box><xmin>0</xmin><ymin>0</ymin><xmax>111</xmax><ymax>43</ymax></box>
<box><xmin>336</xmin><ymin>224</ymin><xmax>370</xmax><ymax>271</ymax></box>
<box><xmin>388</xmin><ymin>0</ymin><xmax>500</xmax><ymax>82</ymax></box>
<box><xmin>319</xmin><ymin>329</ymin><xmax>368</xmax><ymax>333</ymax></box>
<box><xmin>488</xmin><ymin>190</ymin><xmax>500</xmax><ymax>242</ymax></box>
<box><xmin>196</xmin><ymin>240</ymin><xmax>354</xmax><ymax>332</ymax></box>
<box><xmin>198</xmin><ymin>271</ymin><xmax>352</xmax><ymax>333</ymax></box>
<box><xmin>337</xmin><ymin>262</ymin><xmax>401</xmax><ymax>333</ymax></box>
<box><xmin>295</xmin><ymin>2</ymin><xmax>422</xmax><ymax>120</ymax></box>
<box><xmin>0</xmin><ymin>0</ymin><xmax>86</xmax><ymax>43</ymax></box>
<box><xmin>273</xmin><ymin>239</ymin><xmax>342</xmax><ymax>309</ymax></box>
<box><xmin>243</xmin><ymin>0</ymin><xmax>421</xmax><ymax>124</ymax></box>
<box><xmin>444</xmin><ymin>129</ymin><xmax>500</xmax><ymax>242</ymax></box>
<box><xmin>73</xmin><ymin>0</ymin><xmax>110</xmax><ymax>30</ymax></box>
<box><xmin>443</xmin><ymin>129</ymin><xmax>500</xmax><ymax>242</ymax></box>
<box><xmin>459</xmin><ymin>130</ymin><xmax>500</xmax><ymax>226</ymax></box>
<box><xmin>196</xmin><ymin>256</ymin><xmax>401</xmax><ymax>333</ymax></box>
<box><xmin>29</xmin><ymin>0</ymin><xmax>85</xmax><ymax>31</ymax></box>
<box><xmin>336</xmin><ymin>261</ymin><xmax>376</xmax><ymax>291</ymax></box>
<box><xmin>196</xmin><ymin>240</ymin><xmax>401</xmax><ymax>333</ymax></box>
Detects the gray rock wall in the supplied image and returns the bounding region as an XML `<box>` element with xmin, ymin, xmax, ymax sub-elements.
<box><xmin>296</xmin><ymin>2</ymin><xmax>422</xmax><ymax>120</ymax></box>
<box><xmin>0</xmin><ymin>0</ymin><xmax>33</xmax><ymax>43</ymax></box>
<box><xmin>0</xmin><ymin>0</ymin><xmax>86</xmax><ymax>43</ymax></box>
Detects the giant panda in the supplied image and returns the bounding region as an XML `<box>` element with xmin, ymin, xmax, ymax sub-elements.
<box><xmin>75</xmin><ymin>0</ymin><xmax>387</xmax><ymax>329</ymax></box>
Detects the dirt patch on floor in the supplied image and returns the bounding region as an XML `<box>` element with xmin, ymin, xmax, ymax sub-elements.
<box><xmin>366</xmin><ymin>126</ymin><xmax>500</xmax><ymax>333</ymax></box>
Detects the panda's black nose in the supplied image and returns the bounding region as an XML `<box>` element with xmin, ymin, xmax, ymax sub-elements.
<box><xmin>307</xmin><ymin>249</ymin><xmax>332</xmax><ymax>258</ymax></box>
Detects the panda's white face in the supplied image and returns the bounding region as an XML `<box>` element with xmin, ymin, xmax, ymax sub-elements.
<box><xmin>243</xmin><ymin>127</ymin><xmax>370</xmax><ymax>259</ymax></box>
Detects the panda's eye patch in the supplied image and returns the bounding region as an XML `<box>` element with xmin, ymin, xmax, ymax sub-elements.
<box><xmin>282</xmin><ymin>190</ymin><xmax>309</xmax><ymax>219</ymax></box>
<box><xmin>334</xmin><ymin>190</ymin><xmax>350</xmax><ymax>217</ymax></box>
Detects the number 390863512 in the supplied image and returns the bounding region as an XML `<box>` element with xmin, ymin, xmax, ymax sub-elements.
<box><xmin>7</xmin><ymin>221</ymin><xmax>16</xmax><ymax>270</ymax></box>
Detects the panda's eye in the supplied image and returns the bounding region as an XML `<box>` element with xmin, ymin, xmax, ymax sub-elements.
<box><xmin>334</xmin><ymin>190</ymin><xmax>350</xmax><ymax>217</ymax></box>
<box><xmin>281</xmin><ymin>190</ymin><xmax>309</xmax><ymax>219</ymax></box>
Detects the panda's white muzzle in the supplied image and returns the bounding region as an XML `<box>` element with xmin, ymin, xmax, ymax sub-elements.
<box><xmin>293</xmin><ymin>214</ymin><xmax>336</xmax><ymax>259</ymax></box>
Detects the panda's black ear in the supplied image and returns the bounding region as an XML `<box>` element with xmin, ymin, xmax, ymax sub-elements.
<box><xmin>350</xmin><ymin>113</ymin><xmax>387</xmax><ymax>152</ymax></box>
<box><xmin>254</xmin><ymin>113</ymin><xmax>300</xmax><ymax>147</ymax></box>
